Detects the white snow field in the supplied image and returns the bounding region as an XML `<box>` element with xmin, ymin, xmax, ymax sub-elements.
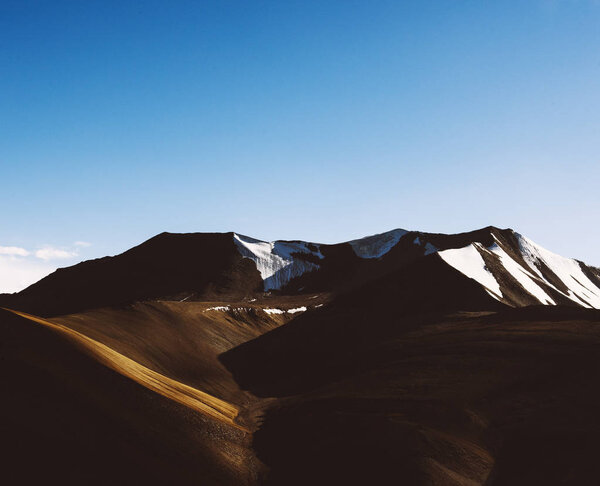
<box><xmin>439</xmin><ymin>243</ymin><xmax>503</xmax><ymax>300</ymax></box>
<box><xmin>486</xmin><ymin>239</ymin><xmax>555</xmax><ymax>305</ymax></box>
<box><xmin>233</xmin><ymin>233</ymin><xmax>323</xmax><ymax>290</ymax></box>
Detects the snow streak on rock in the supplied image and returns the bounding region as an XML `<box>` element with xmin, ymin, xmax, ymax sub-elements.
<box><xmin>515</xmin><ymin>233</ymin><xmax>600</xmax><ymax>308</ymax></box>
<box><xmin>233</xmin><ymin>233</ymin><xmax>323</xmax><ymax>291</ymax></box>
<box><xmin>438</xmin><ymin>232</ymin><xmax>600</xmax><ymax>309</ymax></box>
<box><xmin>486</xmin><ymin>240</ymin><xmax>555</xmax><ymax>305</ymax></box>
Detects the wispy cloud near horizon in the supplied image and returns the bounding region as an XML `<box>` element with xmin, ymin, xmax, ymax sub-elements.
<box><xmin>0</xmin><ymin>240</ymin><xmax>92</xmax><ymax>293</ymax></box>
<box><xmin>0</xmin><ymin>256</ymin><xmax>55</xmax><ymax>294</ymax></box>
<box><xmin>0</xmin><ymin>246</ymin><xmax>30</xmax><ymax>257</ymax></box>
<box><xmin>34</xmin><ymin>247</ymin><xmax>78</xmax><ymax>261</ymax></box>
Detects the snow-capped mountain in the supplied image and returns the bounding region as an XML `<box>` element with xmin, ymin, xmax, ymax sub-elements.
<box><xmin>2</xmin><ymin>226</ymin><xmax>599</xmax><ymax>316</ymax></box>
<box><xmin>439</xmin><ymin>232</ymin><xmax>600</xmax><ymax>309</ymax></box>
<box><xmin>232</xmin><ymin>227</ymin><xmax>600</xmax><ymax>309</ymax></box>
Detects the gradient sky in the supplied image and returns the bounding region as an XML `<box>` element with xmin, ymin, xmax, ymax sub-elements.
<box><xmin>1</xmin><ymin>0</ymin><xmax>599</xmax><ymax>292</ymax></box>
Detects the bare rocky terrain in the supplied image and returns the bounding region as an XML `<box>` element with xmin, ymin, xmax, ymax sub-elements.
<box><xmin>2</xmin><ymin>226</ymin><xmax>600</xmax><ymax>485</ymax></box>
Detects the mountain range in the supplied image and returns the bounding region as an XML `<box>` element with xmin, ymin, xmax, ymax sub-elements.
<box><xmin>2</xmin><ymin>225</ymin><xmax>600</xmax><ymax>485</ymax></box>
<box><xmin>3</xmin><ymin>225</ymin><xmax>599</xmax><ymax>316</ymax></box>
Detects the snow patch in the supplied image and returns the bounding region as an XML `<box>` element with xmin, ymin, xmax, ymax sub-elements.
<box><xmin>264</xmin><ymin>307</ymin><xmax>307</xmax><ymax>315</ymax></box>
<box><xmin>205</xmin><ymin>306</ymin><xmax>230</xmax><ymax>312</ymax></box>
<box><xmin>348</xmin><ymin>228</ymin><xmax>408</xmax><ymax>259</ymax></box>
<box><xmin>263</xmin><ymin>308</ymin><xmax>286</xmax><ymax>315</ymax></box>
<box><xmin>233</xmin><ymin>233</ymin><xmax>322</xmax><ymax>291</ymax></box>
<box><xmin>516</xmin><ymin>233</ymin><xmax>600</xmax><ymax>308</ymax></box>
<box><xmin>439</xmin><ymin>244</ymin><xmax>503</xmax><ymax>300</ymax></box>
<box><xmin>205</xmin><ymin>306</ymin><xmax>258</xmax><ymax>313</ymax></box>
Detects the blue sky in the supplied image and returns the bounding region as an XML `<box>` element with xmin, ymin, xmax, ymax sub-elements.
<box><xmin>1</xmin><ymin>0</ymin><xmax>599</xmax><ymax>292</ymax></box>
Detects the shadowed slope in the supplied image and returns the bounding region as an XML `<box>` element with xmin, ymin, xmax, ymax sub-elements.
<box><xmin>221</xmin><ymin>254</ymin><xmax>504</xmax><ymax>397</ymax></box>
<box><xmin>0</xmin><ymin>308</ymin><xmax>263</xmax><ymax>486</ymax></box>
<box><xmin>221</xmin><ymin>274</ymin><xmax>600</xmax><ymax>484</ymax></box>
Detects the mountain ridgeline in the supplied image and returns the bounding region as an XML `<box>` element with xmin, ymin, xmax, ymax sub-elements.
<box><xmin>1</xmin><ymin>226</ymin><xmax>599</xmax><ymax>317</ymax></box>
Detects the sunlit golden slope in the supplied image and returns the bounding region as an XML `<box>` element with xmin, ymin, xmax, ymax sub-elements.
<box><xmin>3</xmin><ymin>307</ymin><xmax>247</xmax><ymax>431</ymax></box>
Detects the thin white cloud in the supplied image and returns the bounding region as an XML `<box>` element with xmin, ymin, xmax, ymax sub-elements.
<box><xmin>35</xmin><ymin>247</ymin><xmax>78</xmax><ymax>261</ymax></box>
<box><xmin>0</xmin><ymin>241</ymin><xmax>87</xmax><ymax>293</ymax></box>
<box><xmin>0</xmin><ymin>255</ymin><xmax>55</xmax><ymax>294</ymax></box>
<box><xmin>0</xmin><ymin>246</ymin><xmax>30</xmax><ymax>257</ymax></box>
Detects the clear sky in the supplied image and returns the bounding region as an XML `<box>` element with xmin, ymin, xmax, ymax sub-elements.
<box><xmin>1</xmin><ymin>0</ymin><xmax>599</xmax><ymax>292</ymax></box>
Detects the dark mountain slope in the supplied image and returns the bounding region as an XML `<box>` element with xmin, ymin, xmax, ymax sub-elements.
<box><xmin>283</xmin><ymin>226</ymin><xmax>511</xmax><ymax>295</ymax></box>
<box><xmin>2</xmin><ymin>232</ymin><xmax>262</xmax><ymax>316</ymax></box>
<box><xmin>220</xmin><ymin>253</ymin><xmax>504</xmax><ymax>397</ymax></box>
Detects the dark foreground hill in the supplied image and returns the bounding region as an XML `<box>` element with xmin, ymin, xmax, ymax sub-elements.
<box><xmin>222</xmin><ymin>304</ymin><xmax>600</xmax><ymax>485</ymax></box>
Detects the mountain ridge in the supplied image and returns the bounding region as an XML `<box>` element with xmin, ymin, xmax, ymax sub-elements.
<box><xmin>1</xmin><ymin>225</ymin><xmax>598</xmax><ymax>316</ymax></box>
